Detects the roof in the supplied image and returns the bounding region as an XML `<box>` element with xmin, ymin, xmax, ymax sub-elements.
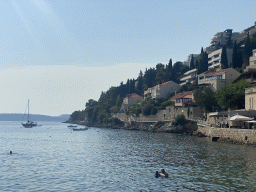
<box><xmin>150</xmin><ymin>81</ymin><xmax>177</xmax><ymax>89</ymax></box>
<box><xmin>126</xmin><ymin>93</ymin><xmax>143</xmax><ymax>98</ymax></box>
<box><xmin>171</xmin><ymin>91</ymin><xmax>193</xmax><ymax>100</ymax></box>
<box><xmin>184</xmin><ymin>68</ymin><xmax>197</xmax><ymax>75</ymax></box>
<box><xmin>197</xmin><ymin>68</ymin><xmax>231</xmax><ymax>76</ymax></box>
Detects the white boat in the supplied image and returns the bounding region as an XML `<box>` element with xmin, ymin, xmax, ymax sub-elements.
<box><xmin>72</xmin><ymin>127</ymin><xmax>88</xmax><ymax>131</ymax></box>
<box><xmin>68</xmin><ymin>125</ymin><xmax>77</xmax><ymax>128</ymax></box>
<box><xmin>21</xmin><ymin>100</ymin><xmax>37</xmax><ymax>128</ymax></box>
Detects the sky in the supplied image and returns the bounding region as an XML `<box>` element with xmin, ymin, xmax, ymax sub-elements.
<box><xmin>0</xmin><ymin>0</ymin><xmax>256</xmax><ymax>116</ymax></box>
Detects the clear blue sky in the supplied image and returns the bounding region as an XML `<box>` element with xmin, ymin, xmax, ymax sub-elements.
<box><xmin>0</xmin><ymin>0</ymin><xmax>255</xmax><ymax>116</ymax></box>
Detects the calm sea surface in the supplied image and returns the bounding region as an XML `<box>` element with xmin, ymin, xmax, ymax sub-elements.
<box><xmin>0</xmin><ymin>121</ymin><xmax>256</xmax><ymax>191</ymax></box>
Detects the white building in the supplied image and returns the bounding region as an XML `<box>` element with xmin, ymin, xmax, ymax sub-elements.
<box><xmin>144</xmin><ymin>81</ymin><xmax>180</xmax><ymax>99</ymax></box>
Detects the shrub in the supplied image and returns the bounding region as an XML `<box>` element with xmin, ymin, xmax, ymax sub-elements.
<box><xmin>174</xmin><ymin>113</ymin><xmax>186</xmax><ymax>126</ymax></box>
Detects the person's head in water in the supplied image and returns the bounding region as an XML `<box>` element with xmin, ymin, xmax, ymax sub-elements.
<box><xmin>161</xmin><ymin>169</ymin><xmax>166</xmax><ymax>174</ymax></box>
<box><xmin>10</xmin><ymin>151</ymin><xmax>12</xmax><ymax>154</ymax></box>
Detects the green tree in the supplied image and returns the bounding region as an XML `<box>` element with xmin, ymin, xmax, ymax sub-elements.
<box><xmin>232</xmin><ymin>41</ymin><xmax>239</xmax><ymax>69</ymax></box>
<box><xmin>115</xmin><ymin>95</ymin><xmax>122</xmax><ymax>108</ymax></box>
<box><xmin>194</xmin><ymin>87</ymin><xmax>217</xmax><ymax>112</ymax></box>
<box><xmin>215</xmin><ymin>79</ymin><xmax>253</xmax><ymax>110</ymax></box>
<box><xmin>243</xmin><ymin>33</ymin><xmax>252</xmax><ymax>68</ymax></box>
<box><xmin>190</xmin><ymin>54</ymin><xmax>195</xmax><ymax>69</ymax></box>
<box><xmin>136</xmin><ymin>70</ymin><xmax>144</xmax><ymax>94</ymax></box>
<box><xmin>221</xmin><ymin>45</ymin><xmax>228</xmax><ymax>69</ymax></box>
<box><xmin>166</xmin><ymin>58</ymin><xmax>173</xmax><ymax>81</ymax></box>
<box><xmin>226</xmin><ymin>34</ymin><xmax>233</xmax><ymax>48</ymax></box>
<box><xmin>197</xmin><ymin>51</ymin><xmax>208</xmax><ymax>75</ymax></box>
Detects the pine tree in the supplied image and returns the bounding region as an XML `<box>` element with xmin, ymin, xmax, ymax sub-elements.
<box><xmin>221</xmin><ymin>45</ymin><xmax>228</xmax><ymax>69</ymax></box>
<box><xmin>190</xmin><ymin>54</ymin><xmax>195</xmax><ymax>69</ymax></box>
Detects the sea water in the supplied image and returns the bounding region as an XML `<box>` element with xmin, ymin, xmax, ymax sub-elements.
<box><xmin>0</xmin><ymin>121</ymin><xmax>256</xmax><ymax>191</ymax></box>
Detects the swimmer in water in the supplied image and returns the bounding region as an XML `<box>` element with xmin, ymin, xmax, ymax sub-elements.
<box><xmin>160</xmin><ymin>169</ymin><xmax>168</xmax><ymax>177</ymax></box>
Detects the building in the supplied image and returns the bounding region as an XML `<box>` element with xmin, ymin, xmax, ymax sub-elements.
<box><xmin>180</xmin><ymin>68</ymin><xmax>197</xmax><ymax>86</ymax></box>
<box><xmin>171</xmin><ymin>91</ymin><xmax>194</xmax><ymax>107</ymax></box>
<box><xmin>144</xmin><ymin>81</ymin><xmax>180</xmax><ymax>99</ymax></box>
<box><xmin>208</xmin><ymin>47</ymin><xmax>233</xmax><ymax>69</ymax></box>
<box><xmin>121</xmin><ymin>93</ymin><xmax>143</xmax><ymax>111</ymax></box>
<box><xmin>244</xmin><ymin>49</ymin><xmax>256</xmax><ymax>82</ymax></box>
<box><xmin>210</xmin><ymin>29</ymin><xmax>244</xmax><ymax>48</ymax></box>
<box><xmin>245</xmin><ymin>86</ymin><xmax>256</xmax><ymax>110</ymax></box>
<box><xmin>197</xmin><ymin>68</ymin><xmax>240</xmax><ymax>92</ymax></box>
<box><xmin>184</xmin><ymin>54</ymin><xmax>200</xmax><ymax>68</ymax></box>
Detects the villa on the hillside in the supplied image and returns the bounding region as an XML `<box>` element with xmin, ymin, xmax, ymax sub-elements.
<box><xmin>171</xmin><ymin>91</ymin><xmax>194</xmax><ymax>107</ymax></box>
<box><xmin>121</xmin><ymin>93</ymin><xmax>143</xmax><ymax>111</ymax></box>
<box><xmin>180</xmin><ymin>68</ymin><xmax>197</xmax><ymax>86</ymax></box>
<box><xmin>245</xmin><ymin>86</ymin><xmax>256</xmax><ymax>110</ymax></box>
<box><xmin>197</xmin><ymin>68</ymin><xmax>240</xmax><ymax>92</ymax></box>
<box><xmin>144</xmin><ymin>81</ymin><xmax>180</xmax><ymax>99</ymax></box>
<box><xmin>244</xmin><ymin>49</ymin><xmax>256</xmax><ymax>82</ymax></box>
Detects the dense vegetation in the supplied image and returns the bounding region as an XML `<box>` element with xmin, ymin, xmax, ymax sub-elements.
<box><xmin>69</xmin><ymin>31</ymin><xmax>256</xmax><ymax>124</ymax></box>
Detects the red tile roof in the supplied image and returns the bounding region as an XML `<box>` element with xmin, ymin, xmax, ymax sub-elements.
<box><xmin>126</xmin><ymin>93</ymin><xmax>143</xmax><ymax>98</ymax></box>
<box><xmin>197</xmin><ymin>68</ymin><xmax>231</xmax><ymax>76</ymax></box>
<box><xmin>171</xmin><ymin>91</ymin><xmax>193</xmax><ymax>100</ymax></box>
<box><xmin>150</xmin><ymin>81</ymin><xmax>176</xmax><ymax>89</ymax></box>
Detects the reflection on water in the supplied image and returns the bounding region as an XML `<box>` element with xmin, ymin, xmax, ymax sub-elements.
<box><xmin>0</xmin><ymin>121</ymin><xmax>256</xmax><ymax>191</ymax></box>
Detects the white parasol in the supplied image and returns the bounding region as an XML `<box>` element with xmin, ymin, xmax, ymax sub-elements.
<box><xmin>230</xmin><ymin>114</ymin><xmax>254</xmax><ymax>121</ymax></box>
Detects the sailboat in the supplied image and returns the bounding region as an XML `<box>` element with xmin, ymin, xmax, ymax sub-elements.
<box><xmin>21</xmin><ymin>99</ymin><xmax>37</xmax><ymax>128</ymax></box>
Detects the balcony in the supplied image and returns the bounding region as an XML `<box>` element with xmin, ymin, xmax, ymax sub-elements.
<box><xmin>180</xmin><ymin>75</ymin><xmax>194</xmax><ymax>81</ymax></box>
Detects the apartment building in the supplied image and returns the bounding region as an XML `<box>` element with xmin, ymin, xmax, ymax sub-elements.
<box><xmin>244</xmin><ymin>49</ymin><xmax>256</xmax><ymax>82</ymax></box>
<box><xmin>179</xmin><ymin>68</ymin><xmax>197</xmax><ymax>86</ymax></box>
<box><xmin>197</xmin><ymin>68</ymin><xmax>240</xmax><ymax>92</ymax></box>
<box><xmin>208</xmin><ymin>47</ymin><xmax>233</xmax><ymax>69</ymax></box>
<box><xmin>144</xmin><ymin>81</ymin><xmax>180</xmax><ymax>99</ymax></box>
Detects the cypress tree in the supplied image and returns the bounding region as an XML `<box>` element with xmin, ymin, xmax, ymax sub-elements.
<box><xmin>136</xmin><ymin>70</ymin><xmax>143</xmax><ymax>94</ymax></box>
<box><xmin>203</xmin><ymin>52</ymin><xmax>208</xmax><ymax>72</ymax></box>
<box><xmin>197</xmin><ymin>51</ymin><xmax>208</xmax><ymax>75</ymax></box>
<box><xmin>190</xmin><ymin>54</ymin><xmax>195</xmax><ymax>69</ymax></box>
<box><xmin>195</xmin><ymin>60</ymin><xmax>199</xmax><ymax>69</ymax></box>
<box><xmin>243</xmin><ymin>32</ymin><xmax>252</xmax><ymax>68</ymax></box>
<box><xmin>226</xmin><ymin>35</ymin><xmax>233</xmax><ymax>48</ymax></box>
<box><xmin>232</xmin><ymin>41</ymin><xmax>239</xmax><ymax>69</ymax></box>
<box><xmin>167</xmin><ymin>58</ymin><xmax>173</xmax><ymax>81</ymax></box>
<box><xmin>221</xmin><ymin>45</ymin><xmax>228</xmax><ymax>69</ymax></box>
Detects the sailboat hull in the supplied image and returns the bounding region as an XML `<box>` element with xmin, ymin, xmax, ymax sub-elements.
<box><xmin>22</xmin><ymin>122</ymin><xmax>37</xmax><ymax>128</ymax></box>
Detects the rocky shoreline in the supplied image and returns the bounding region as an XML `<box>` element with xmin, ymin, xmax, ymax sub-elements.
<box><xmin>65</xmin><ymin>120</ymin><xmax>201</xmax><ymax>135</ymax></box>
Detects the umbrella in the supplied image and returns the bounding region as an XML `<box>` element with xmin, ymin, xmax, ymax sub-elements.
<box><xmin>230</xmin><ymin>114</ymin><xmax>254</xmax><ymax>121</ymax></box>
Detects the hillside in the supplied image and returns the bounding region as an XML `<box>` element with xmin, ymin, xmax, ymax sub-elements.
<box><xmin>0</xmin><ymin>113</ymin><xmax>70</xmax><ymax>122</ymax></box>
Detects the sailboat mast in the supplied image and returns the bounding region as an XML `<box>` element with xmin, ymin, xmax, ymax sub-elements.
<box><xmin>27</xmin><ymin>99</ymin><xmax>30</xmax><ymax>122</ymax></box>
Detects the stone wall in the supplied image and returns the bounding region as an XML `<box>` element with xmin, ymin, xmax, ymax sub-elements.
<box><xmin>198</xmin><ymin>125</ymin><xmax>256</xmax><ymax>145</ymax></box>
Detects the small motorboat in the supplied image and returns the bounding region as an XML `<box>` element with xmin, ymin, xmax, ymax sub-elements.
<box><xmin>68</xmin><ymin>125</ymin><xmax>77</xmax><ymax>128</ymax></box>
<box><xmin>72</xmin><ymin>127</ymin><xmax>88</xmax><ymax>131</ymax></box>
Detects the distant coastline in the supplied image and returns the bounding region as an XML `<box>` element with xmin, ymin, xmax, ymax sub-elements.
<box><xmin>0</xmin><ymin>113</ymin><xmax>70</xmax><ymax>122</ymax></box>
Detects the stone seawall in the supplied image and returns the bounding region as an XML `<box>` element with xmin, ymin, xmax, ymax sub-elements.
<box><xmin>197</xmin><ymin>125</ymin><xmax>256</xmax><ymax>145</ymax></box>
